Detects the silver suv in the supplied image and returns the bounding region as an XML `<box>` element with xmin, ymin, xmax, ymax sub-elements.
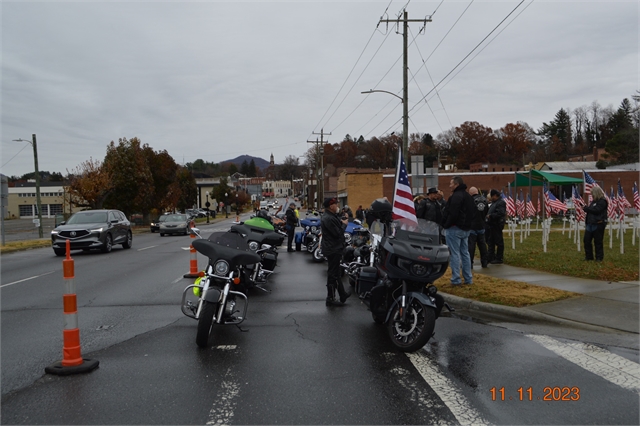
<box><xmin>51</xmin><ymin>209</ymin><xmax>132</xmax><ymax>256</ymax></box>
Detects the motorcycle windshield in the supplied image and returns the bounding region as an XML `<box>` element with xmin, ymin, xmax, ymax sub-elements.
<box><xmin>370</xmin><ymin>218</ymin><xmax>441</xmax><ymax>241</ymax></box>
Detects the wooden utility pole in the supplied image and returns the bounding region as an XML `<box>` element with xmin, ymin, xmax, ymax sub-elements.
<box><xmin>307</xmin><ymin>128</ymin><xmax>331</xmax><ymax>211</ymax></box>
<box><xmin>379</xmin><ymin>11</ymin><xmax>431</xmax><ymax>163</ymax></box>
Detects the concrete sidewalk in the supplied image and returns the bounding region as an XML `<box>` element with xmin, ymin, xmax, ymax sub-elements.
<box><xmin>441</xmin><ymin>263</ymin><xmax>639</xmax><ymax>334</ymax></box>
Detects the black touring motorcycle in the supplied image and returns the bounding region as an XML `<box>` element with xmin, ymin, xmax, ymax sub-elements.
<box><xmin>347</xmin><ymin>198</ymin><xmax>452</xmax><ymax>352</ymax></box>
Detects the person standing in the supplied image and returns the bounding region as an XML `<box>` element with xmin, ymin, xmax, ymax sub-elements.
<box><xmin>467</xmin><ymin>187</ymin><xmax>488</xmax><ymax>268</ymax></box>
<box><xmin>285</xmin><ymin>202</ymin><xmax>297</xmax><ymax>252</ymax></box>
<box><xmin>583</xmin><ymin>186</ymin><xmax>608</xmax><ymax>262</ymax></box>
<box><xmin>486</xmin><ymin>189</ymin><xmax>506</xmax><ymax>264</ymax></box>
<box><xmin>355</xmin><ymin>205</ymin><xmax>365</xmax><ymax>222</ymax></box>
<box><xmin>442</xmin><ymin>176</ymin><xmax>476</xmax><ymax>285</ymax></box>
<box><xmin>320</xmin><ymin>198</ymin><xmax>351</xmax><ymax>306</ymax></box>
<box><xmin>416</xmin><ymin>187</ymin><xmax>443</xmax><ymax>225</ymax></box>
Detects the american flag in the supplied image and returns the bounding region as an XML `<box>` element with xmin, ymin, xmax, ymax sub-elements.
<box><xmin>537</xmin><ymin>192</ymin><xmax>541</xmax><ymax>215</ymax></box>
<box><xmin>516</xmin><ymin>190</ymin><xmax>525</xmax><ymax>218</ymax></box>
<box><xmin>526</xmin><ymin>193</ymin><xmax>536</xmax><ymax>217</ymax></box>
<box><xmin>545</xmin><ymin>189</ymin><xmax>567</xmax><ymax>214</ymax></box>
<box><xmin>618</xmin><ymin>179</ymin><xmax>632</xmax><ymax>209</ymax></box>
<box><xmin>633</xmin><ymin>182</ymin><xmax>640</xmax><ymax>211</ymax></box>
<box><xmin>572</xmin><ymin>185</ymin><xmax>585</xmax><ymax>222</ymax></box>
<box><xmin>608</xmin><ymin>187</ymin><xmax>617</xmax><ymax>219</ymax></box>
<box><xmin>583</xmin><ymin>170</ymin><xmax>599</xmax><ymax>195</ymax></box>
<box><xmin>502</xmin><ymin>191</ymin><xmax>516</xmax><ymax>217</ymax></box>
<box><xmin>391</xmin><ymin>148</ymin><xmax>418</xmax><ymax>226</ymax></box>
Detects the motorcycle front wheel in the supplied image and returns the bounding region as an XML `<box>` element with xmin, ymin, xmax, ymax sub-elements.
<box><xmin>387</xmin><ymin>299</ymin><xmax>435</xmax><ymax>352</ymax></box>
<box><xmin>196</xmin><ymin>301</ymin><xmax>216</xmax><ymax>348</ymax></box>
<box><xmin>312</xmin><ymin>247</ymin><xmax>324</xmax><ymax>262</ymax></box>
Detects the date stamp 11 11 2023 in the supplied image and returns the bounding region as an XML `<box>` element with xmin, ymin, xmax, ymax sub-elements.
<box><xmin>490</xmin><ymin>387</ymin><xmax>580</xmax><ymax>401</ymax></box>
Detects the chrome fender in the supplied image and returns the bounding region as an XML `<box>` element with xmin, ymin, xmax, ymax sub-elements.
<box><xmin>384</xmin><ymin>291</ymin><xmax>436</xmax><ymax>324</ymax></box>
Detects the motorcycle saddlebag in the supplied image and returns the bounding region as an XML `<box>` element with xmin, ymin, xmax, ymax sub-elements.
<box><xmin>262</xmin><ymin>251</ymin><xmax>278</xmax><ymax>271</ymax></box>
<box><xmin>356</xmin><ymin>266</ymin><xmax>378</xmax><ymax>297</ymax></box>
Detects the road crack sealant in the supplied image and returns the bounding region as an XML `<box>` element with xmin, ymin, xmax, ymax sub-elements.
<box><xmin>405</xmin><ymin>351</ymin><xmax>490</xmax><ymax>425</ymax></box>
<box><xmin>206</xmin><ymin>367</ymin><xmax>240</xmax><ymax>425</ymax></box>
<box><xmin>528</xmin><ymin>334</ymin><xmax>640</xmax><ymax>393</ymax></box>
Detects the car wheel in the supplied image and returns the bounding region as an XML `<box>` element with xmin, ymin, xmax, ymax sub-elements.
<box><xmin>101</xmin><ymin>233</ymin><xmax>113</xmax><ymax>253</ymax></box>
<box><xmin>160</xmin><ymin>233</ymin><xmax>164</xmax><ymax>237</ymax></box>
<box><xmin>54</xmin><ymin>248</ymin><xmax>65</xmax><ymax>257</ymax></box>
<box><xmin>122</xmin><ymin>231</ymin><xmax>133</xmax><ymax>249</ymax></box>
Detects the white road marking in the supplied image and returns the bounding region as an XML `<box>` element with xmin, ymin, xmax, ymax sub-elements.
<box><xmin>206</xmin><ymin>367</ymin><xmax>240</xmax><ymax>425</ymax></box>
<box><xmin>137</xmin><ymin>245</ymin><xmax>158</xmax><ymax>251</ymax></box>
<box><xmin>528</xmin><ymin>334</ymin><xmax>640</xmax><ymax>393</ymax></box>
<box><xmin>406</xmin><ymin>351</ymin><xmax>489</xmax><ymax>425</ymax></box>
<box><xmin>1</xmin><ymin>271</ymin><xmax>55</xmax><ymax>288</ymax></box>
<box><xmin>216</xmin><ymin>345</ymin><xmax>237</xmax><ymax>350</ymax></box>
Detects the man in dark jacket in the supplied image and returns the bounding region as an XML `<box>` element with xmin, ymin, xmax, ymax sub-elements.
<box><xmin>468</xmin><ymin>187</ymin><xmax>488</xmax><ymax>268</ymax></box>
<box><xmin>320</xmin><ymin>198</ymin><xmax>351</xmax><ymax>306</ymax></box>
<box><xmin>416</xmin><ymin>187</ymin><xmax>443</xmax><ymax>225</ymax></box>
<box><xmin>442</xmin><ymin>176</ymin><xmax>476</xmax><ymax>285</ymax></box>
<box><xmin>486</xmin><ymin>189</ymin><xmax>506</xmax><ymax>264</ymax></box>
<box><xmin>285</xmin><ymin>202</ymin><xmax>297</xmax><ymax>252</ymax></box>
<box><xmin>583</xmin><ymin>186</ymin><xmax>608</xmax><ymax>261</ymax></box>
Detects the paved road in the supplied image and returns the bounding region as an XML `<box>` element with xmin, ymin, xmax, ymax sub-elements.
<box><xmin>1</xmin><ymin>216</ymin><xmax>638</xmax><ymax>424</ymax></box>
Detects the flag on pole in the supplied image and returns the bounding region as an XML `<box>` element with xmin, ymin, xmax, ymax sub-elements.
<box><xmin>537</xmin><ymin>191</ymin><xmax>541</xmax><ymax>215</ymax></box>
<box><xmin>572</xmin><ymin>185</ymin><xmax>585</xmax><ymax>222</ymax></box>
<box><xmin>526</xmin><ymin>193</ymin><xmax>536</xmax><ymax>217</ymax></box>
<box><xmin>633</xmin><ymin>182</ymin><xmax>640</xmax><ymax>211</ymax></box>
<box><xmin>391</xmin><ymin>148</ymin><xmax>418</xmax><ymax>226</ymax></box>
<box><xmin>545</xmin><ymin>188</ymin><xmax>567</xmax><ymax>214</ymax></box>
<box><xmin>583</xmin><ymin>170</ymin><xmax>599</xmax><ymax>195</ymax></box>
<box><xmin>618</xmin><ymin>179</ymin><xmax>632</xmax><ymax>209</ymax></box>
<box><xmin>505</xmin><ymin>184</ymin><xmax>516</xmax><ymax>217</ymax></box>
<box><xmin>516</xmin><ymin>190</ymin><xmax>524</xmax><ymax>218</ymax></box>
<box><xmin>608</xmin><ymin>187</ymin><xmax>617</xmax><ymax>220</ymax></box>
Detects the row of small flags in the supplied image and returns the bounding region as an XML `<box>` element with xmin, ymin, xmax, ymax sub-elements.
<box><xmin>499</xmin><ymin>171</ymin><xmax>638</xmax><ymax>221</ymax></box>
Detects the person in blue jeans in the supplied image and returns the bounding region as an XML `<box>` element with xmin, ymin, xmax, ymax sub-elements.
<box><xmin>442</xmin><ymin>176</ymin><xmax>476</xmax><ymax>285</ymax></box>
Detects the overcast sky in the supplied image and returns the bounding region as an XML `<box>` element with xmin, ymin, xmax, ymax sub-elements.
<box><xmin>1</xmin><ymin>0</ymin><xmax>637</xmax><ymax>178</ymax></box>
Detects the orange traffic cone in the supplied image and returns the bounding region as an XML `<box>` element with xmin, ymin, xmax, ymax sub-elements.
<box><xmin>45</xmin><ymin>240</ymin><xmax>99</xmax><ymax>375</ymax></box>
<box><xmin>183</xmin><ymin>226</ymin><xmax>199</xmax><ymax>278</ymax></box>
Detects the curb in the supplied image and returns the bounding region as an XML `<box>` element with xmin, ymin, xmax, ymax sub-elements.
<box><xmin>439</xmin><ymin>292</ymin><xmax>629</xmax><ymax>333</ymax></box>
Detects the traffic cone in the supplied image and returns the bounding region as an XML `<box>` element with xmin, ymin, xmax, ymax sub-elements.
<box><xmin>45</xmin><ymin>240</ymin><xmax>99</xmax><ymax>375</ymax></box>
<box><xmin>183</xmin><ymin>229</ymin><xmax>199</xmax><ymax>278</ymax></box>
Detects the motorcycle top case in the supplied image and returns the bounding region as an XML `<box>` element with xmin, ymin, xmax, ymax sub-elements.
<box><xmin>261</xmin><ymin>251</ymin><xmax>278</xmax><ymax>271</ymax></box>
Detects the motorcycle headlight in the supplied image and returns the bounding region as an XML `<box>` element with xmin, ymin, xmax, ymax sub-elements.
<box><xmin>248</xmin><ymin>241</ymin><xmax>259</xmax><ymax>251</ymax></box>
<box><xmin>411</xmin><ymin>263</ymin><xmax>428</xmax><ymax>277</ymax></box>
<box><xmin>214</xmin><ymin>260</ymin><xmax>230</xmax><ymax>275</ymax></box>
<box><xmin>305</xmin><ymin>226</ymin><xmax>310</xmax><ymax>231</ymax></box>
<box><xmin>311</xmin><ymin>226</ymin><xmax>317</xmax><ymax>232</ymax></box>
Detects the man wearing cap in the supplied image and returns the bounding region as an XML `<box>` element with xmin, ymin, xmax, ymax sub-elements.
<box><xmin>416</xmin><ymin>187</ymin><xmax>443</xmax><ymax>225</ymax></box>
<box><xmin>442</xmin><ymin>176</ymin><xmax>476</xmax><ymax>285</ymax></box>
<box><xmin>320</xmin><ymin>198</ymin><xmax>351</xmax><ymax>306</ymax></box>
<box><xmin>285</xmin><ymin>202</ymin><xmax>297</xmax><ymax>252</ymax></box>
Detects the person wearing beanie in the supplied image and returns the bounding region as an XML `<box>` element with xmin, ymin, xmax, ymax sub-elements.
<box><xmin>320</xmin><ymin>198</ymin><xmax>351</xmax><ymax>306</ymax></box>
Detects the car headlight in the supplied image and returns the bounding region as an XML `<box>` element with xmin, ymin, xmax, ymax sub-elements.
<box><xmin>51</xmin><ymin>230</ymin><xmax>59</xmax><ymax>235</ymax></box>
<box><xmin>248</xmin><ymin>241</ymin><xmax>259</xmax><ymax>251</ymax></box>
<box><xmin>90</xmin><ymin>227</ymin><xmax>103</xmax><ymax>233</ymax></box>
<box><xmin>214</xmin><ymin>260</ymin><xmax>230</xmax><ymax>275</ymax></box>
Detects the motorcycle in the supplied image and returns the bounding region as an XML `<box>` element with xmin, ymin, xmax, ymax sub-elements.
<box><xmin>295</xmin><ymin>213</ymin><xmax>322</xmax><ymax>251</ymax></box>
<box><xmin>230</xmin><ymin>215</ymin><xmax>285</xmax><ymax>291</ymax></box>
<box><xmin>181</xmin><ymin>228</ymin><xmax>261</xmax><ymax>348</ymax></box>
<box><xmin>351</xmin><ymin>199</ymin><xmax>452</xmax><ymax>352</ymax></box>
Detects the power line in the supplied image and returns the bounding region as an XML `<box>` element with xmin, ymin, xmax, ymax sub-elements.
<box><xmin>1</xmin><ymin>144</ymin><xmax>29</xmax><ymax>168</ymax></box>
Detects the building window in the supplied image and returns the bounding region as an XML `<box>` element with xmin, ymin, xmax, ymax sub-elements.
<box><xmin>49</xmin><ymin>204</ymin><xmax>63</xmax><ymax>215</ymax></box>
<box><xmin>19</xmin><ymin>205</ymin><xmax>34</xmax><ymax>217</ymax></box>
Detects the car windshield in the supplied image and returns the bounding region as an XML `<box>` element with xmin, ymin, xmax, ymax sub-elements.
<box><xmin>67</xmin><ymin>211</ymin><xmax>108</xmax><ymax>224</ymax></box>
<box><xmin>167</xmin><ymin>214</ymin><xmax>186</xmax><ymax>222</ymax></box>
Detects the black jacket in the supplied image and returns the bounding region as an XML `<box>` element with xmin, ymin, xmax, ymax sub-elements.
<box><xmin>471</xmin><ymin>193</ymin><xmax>488</xmax><ymax>231</ymax></box>
<box><xmin>487</xmin><ymin>197</ymin><xmax>506</xmax><ymax>226</ymax></box>
<box><xmin>321</xmin><ymin>210</ymin><xmax>346</xmax><ymax>255</ymax></box>
<box><xmin>285</xmin><ymin>207</ymin><xmax>297</xmax><ymax>227</ymax></box>
<box><xmin>442</xmin><ymin>184</ymin><xmax>476</xmax><ymax>230</ymax></box>
<box><xmin>417</xmin><ymin>198</ymin><xmax>443</xmax><ymax>224</ymax></box>
<box><xmin>584</xmin><ymin>198</ymin><xmax>608</xmax><ymax>224</ymax></box>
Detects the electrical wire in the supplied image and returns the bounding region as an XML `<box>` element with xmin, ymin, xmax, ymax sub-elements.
<box><xmin>309</xmin><ymin>0</ymin><xmax>396</xmax><ymax>139</ymax></box>
<box><xmin>1</xmin><ymin>144</ymin><xmax>29</xmax><ymax>168</ymax></box>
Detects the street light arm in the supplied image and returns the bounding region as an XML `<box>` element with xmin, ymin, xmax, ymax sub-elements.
<box><xmin>361</xmin><ymin>89</ymin><xmax>403</xmax><ymax>103</ymax></box>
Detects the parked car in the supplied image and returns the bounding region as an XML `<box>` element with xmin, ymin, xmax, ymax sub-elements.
<box><xmin>51</xmin><ymin>209</ymin><xmax>132</xmax><ymax>256</ymax></box>
<box><xmin>159</xmin><ymin>213</ymin><xmax>191</xmax><ymax>236</ymax></box>
<box><xmin>260</xmin><ymin>200</ymin><xmax>270</xmax><ymax>210</ymax></box>
<box><xmin>150</xmin><ymin>215</ymin><xmax>169</xmax><ymax>233</ymax></box>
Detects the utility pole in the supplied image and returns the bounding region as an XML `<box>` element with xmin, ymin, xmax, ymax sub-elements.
<box><xmin>307</xmin><ymin>128</ymin><xmax>331</xmax><ymax>211</ymax></box>
<box><xmin>379</xmin><ymin>10</ymin><xmax>432</xmax><ymax>163</ymax></box>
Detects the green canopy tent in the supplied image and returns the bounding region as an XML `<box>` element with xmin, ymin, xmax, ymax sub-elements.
<box><xmin>509</xmin><ymin>170</ymin><xmax>584</xmax><ymax>187</ymax></box>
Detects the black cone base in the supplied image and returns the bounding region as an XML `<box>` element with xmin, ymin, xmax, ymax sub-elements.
<box><xmin>45</xmin><ymin>358</ymin><xmax>99</xmax><ymax>376</ymax></box>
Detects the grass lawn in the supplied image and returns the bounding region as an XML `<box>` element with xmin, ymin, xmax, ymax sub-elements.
<box><xmin>501</xmin><ymin>226</ymin><xmax>639</xmax><ymax>282</ymax></box>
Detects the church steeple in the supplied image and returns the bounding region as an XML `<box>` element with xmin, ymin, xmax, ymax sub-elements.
<box><xmin>270</xmin><ymin>153</ymin><xmax>274</xmax><ymax>167</ymax></box>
